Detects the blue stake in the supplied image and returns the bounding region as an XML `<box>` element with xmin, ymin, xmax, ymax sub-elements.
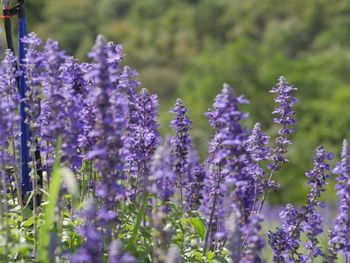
<box><xmin>18</xmin><ymin>0</ymin><xmax>31</xmax><ymax>192</ymax></box>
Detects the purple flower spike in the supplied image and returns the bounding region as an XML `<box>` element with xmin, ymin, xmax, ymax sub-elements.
<box><xmin>149</xmin><ymin>138</ymin><xmax>176</xmax><ymax>212</ymax></box>
<box><xmin>124</xmin><ymin>88</ymin><xmax>160</xmax><ymax>196</ymax></box>
<box><xmin>108</xmin><ymin>240</ymin><xmax>136</xmax><ymax>263</ymax></box>
<box><xmin>302</xmin><ymin>146</ymin><xmax>333</xmax><ymax>261</ymax></box>
<box><xmin>71</xmin><ymin>199</ymin><xmax>103</xmax><ymax>263</ymax></box>
<box><xmin>268</xmin><ymin>146</ymin><xmax>333</xmax><ymax>262</ymax></box>
<box><xmin>240</xmin><ymin>214</ymin><xmax>265</xmax><ymax>263</ymax></box>
<box><xmin>328</xmin><ymin>140</ymin><xmax>350</xmax><ymax>261</ymax></box>
<box><xmin>201</xmin><ymin>83</ymin><xmax>249</xmax><ymax>246</ymax></box>
<box><xmin>23</xmin><ymin>33</ymin><xmax>43</xmax><ymax>139</ymax></box>
<box><xmin>170</xmin><ymin>98</ymin><xmax>192</xmax><ymax>209</ymax></box>
<box><xmin>269</xmin><ymin>76</ymin><xmax>297</xmax><ymax>172</ymax></box>
<box><xmin>0</xmin><ymin>50</ymin><xmax>20</xmax><ymax>167</ymax></box>
<box><xmin>185</xmin><ymin>165</ymin><xmax>206</xmax><ymax>210</ymax></box>
<box><xmin>38</xmin><ymin>39</ymin><xmax>67</xmax><ymax>167</ymax></box>
<box><xmin>87</xmin><ymin>35</ymin><xmax>129</xmax><ymax>225</ymax></box>
<box><xmin>59</xmin><ymin>57</ymin><xmax>86</xmax><ymax>169</ymax></box>
<box><xmin>247</xmin><ymin>122</ymin><xmax>271</xmax><ymax>163</ymax></box>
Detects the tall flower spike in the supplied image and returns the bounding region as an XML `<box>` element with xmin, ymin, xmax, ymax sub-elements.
<box><xmin>78</xmin><ymin>62</ymin><xmax>96</xmax><ymax>158</ymax></box>
<box><xmin>0</xmin><ymin>50</ymin><xmax>20</xmax><ymax>168</ymax></box>
<box><xmin>301</xmin><ymin>146</ymin><xmax>333</xmax><ymax>261</ymax></box>
<box><xmin>258</xmin><ymin>77</ymin><xmax>297</xmax><ymax>212</ymax></box>
<box><xmin>269</xmin><ymin>76</ymin><xmax>297</xmax><ymax>172</ymax></box>
<box><xmin>59</xmin><ymin>57</ymin><xmax>86</xmax><ymax>169</ymax></box>
<box><xmin>149</xmin><ymin>137</ymin><xmax>176</xmax><ymax>212</ymax></box>
<box><xmin>240</xmin><ymin>214</ymin><xmax>265</xmax><ymax>263</ymax></box>
<box><xmin>185</xmin><ymin>165</ymin><xmax>206</xmax><ymax>210</ymax></box>
<box><xmin>268</xmin><ymin>146</ymin><xmax>333</xmax><ymax>262</ymax></box>
<box><xmin>38</xmin><ymin>39</ymin><xmax>67</xmax><ymax>168</ymax></box>
<box><xmin>268</xmin><ymin>204</ymin><xmax>303</xmax><ymax>262</ymax></box>
<box><xmin>201</xmin><ymin>83</ymin><xmax>249</xmax><ymax>247</ymax></box>
<box><xmin>245</xmin><ymin>122</ymin><xmax>271</xmax><ymax>212</ymax></box>
<box><xmin>328</xmin><ymin>140</ymin><xmax>350</xmax><ymax>261</ymax></box>
<box><xmin>87</xmin><ymin>35</ymin><xmax>128</xmax><ymax>226</ymax></box>
<box><xmin>23</xmin><ymin>32</ymin><xmax>43</xmax><ymax>140</ymax></box>
<box><xmin>170</xmin><ymin>99</ymin><xmax>192</xmax><ymax>209</ymax></box>
<box><xmin>124</xmin><ymin>88</ymin><xmax>160</xmax><ymax>196</ymax></box>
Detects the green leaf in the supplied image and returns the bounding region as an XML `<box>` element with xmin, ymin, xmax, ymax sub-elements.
<box><xmin>126</xmin><ymin>193</ymin><xmax>148</xmax><ymax>252</ymax></box>
<box><xmin>188</xmin><ymin>217</ymin><xmax>205</xmax><ymax>239</ymax></box>
<box><xmin>22</xmin><ymin>216</ymin><xmax>34</xmax><ymax>227</ymax></box>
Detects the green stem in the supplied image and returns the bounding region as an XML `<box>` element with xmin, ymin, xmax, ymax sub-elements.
<box><xmin>127</xmin><ymin>193</ymin><xmax>148</xmax><ymax>251</ymax></box>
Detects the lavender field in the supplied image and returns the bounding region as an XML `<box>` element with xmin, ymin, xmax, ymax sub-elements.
<box><xmin>0</xmin><ymin>31</ymin><xmax>349</xmax><ymax>262</ymax></box>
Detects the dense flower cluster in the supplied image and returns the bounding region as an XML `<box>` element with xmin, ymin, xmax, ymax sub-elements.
<box><xmin>0</xmin><ymin>50</ymin><xmax>19</xmax><ymax>167</ymax></box>
<box><xmin>1</xmin><ymin>33</ymin><xmax>350</xmax><ymax>263</ymax></box>
<box><xmin>268</xmin><ymin>146</ymin><xmax>333</xmax><ymax>262</ymax></box>
<box><xmin>170</xmin><ymin>98</ymin><xmax>193</xmax><ymax>209</ymax></box>
<box><xmin>328</xmin><ymin>140</ymin><xmax>350</xmax><ymax>261</ymax></box>
<box><xmin>269</xmin><ymin>76</ymin><xmax>297</xmax><ymax>171</ymax></box>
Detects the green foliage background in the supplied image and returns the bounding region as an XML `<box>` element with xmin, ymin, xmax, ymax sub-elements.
<box><xmin>22</xmin><ymin>0</ymin><xmax>350</xmax><ymax>204</ymax></box>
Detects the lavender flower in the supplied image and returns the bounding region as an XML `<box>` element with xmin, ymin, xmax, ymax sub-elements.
<box><xmin>0</xmin><ymin>50</ymin><xmax>20</xmax><ymax>167</ymax></box>
<box><xmin>59</xmin><ymin>57</ymin><xmax>86</xmax><ymax>169</ymax></box>
<box><xmin>78</xmin><ymin>62</ymin><xmax>96</xmax><ymax>158</ymax></box>
<box><xmin>302</xmin><ymin>146</ymin><xmax>333</xmax><ymax>261</ymax></box>
<box><xmin>170</xmin><ymin>99</ymin><xmax>192</xmax><ymax>209</ymax></box>
<box><xmin>38</xmin><ymin>39</ymin><xmax>67</xmax><ymax>167</ymax></box>
<box><xmin>185</xmin><ymin>165</ymin><xmax>206</xmax><ymax>210</ymax></box>
<box><xmin>149</xmin><ymin>138</ymin><xmax>176</xmax><ymax>210</ymax></box>
<box><xmin>258</xmin><ymin>77</ymin><xmax>297</xmax><ymax>213</ymax></box>
<box><xmin>71</xmin><ymin>199</ymin><xmax>103</xmax><ymax>263</ymax></box>
<box><xmin>201</xmin><ymin>83</ymin><xmax>249</xmax><ymax>247</ymax></box>
<box><xmin>124</xmin><ymin>89</ymin><xmax>160</xmax><ymax>196</ymax></box>
<box><xmin>268</xmin><ymin>204</ymin><xmax>302</xmax><ymax>262</ymax></box>
<box><xmin>240</xmin><ymin>214</ymin><xmax>265</xmax><ymax>263</ymax></box>
<box><xmin>108</xmin><ymin>240</ymin><xmax>136</xmax><ymax>263</ymax></box>
<box><xmin>246</xmin><ymin>123</ymin><xmax>271</xmax><ymax>163</ymax></box>
<box><xmin>245</xmin><ymin>122</ymin><xmax>271</xmax><ymax>212</ymax></box>
<box><xmin>23</xmin><ymin>33</ymin><xmax>43</xmax><ymax>139</ymax></box>
<box><xmin>269</xmin><ymin>76</ymin><xmax>297</xmax><ymax>172</ymax></box>
<box><xmin>328</xmin><ymin>140</ymin><xmax>350</xmax><ymax>261</ymax></box>
<box><xmin>268</xmin><ymin>146</ymin><xmax>333</xmax><ymax>262</ymax></box>
<box><xmin>86</xmin><ymin>35</ymin><xmax>129</xmax><ymax>225</ymax></box>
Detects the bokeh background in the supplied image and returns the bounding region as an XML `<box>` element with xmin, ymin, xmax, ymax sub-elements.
<box><xmin>18</xmin><ymin>0</ymin><xmax>350</xmax><ymax>205</ymax></box>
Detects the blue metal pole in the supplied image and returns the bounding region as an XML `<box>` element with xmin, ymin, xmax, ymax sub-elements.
<box><xmin>18</xmin><ymin>0</ymin><xmax>31</xmax><ymax>192</ymax></box>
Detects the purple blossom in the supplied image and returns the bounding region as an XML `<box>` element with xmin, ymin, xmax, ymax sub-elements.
<box><xmin>246</xmin><ymin>122</ymin><xmax>271</xmax><ymax>163</ymax></box>
<box><xmin>268</xmin><ymin>146</ymin><xmax>333</xmax><ymax>262</ymax></box>
<box><xmin>59</xmin><ymin>57</ymin><xmax>86</xmax><ymax>169</ymax></box>
<box><xmin>240</xmin><ymin>214</ymin><xmax>265</xmax><ymax>263</ymax></box>
<box><xmin>269</xmin><ymin>76</ymin><xmax>297</xmax><ymax>172</ymax></box>
<box><xmin>86</xmin><ymin>35</ymin><xmax>129</xmax><ymax>224</ymax></box>
<box><xmin>185</xmin><ymin>165</ymin><xmax>206</xmax><ymax>210</ymax></box>
<box><xmin>328</xmin><ymin>140</ymin><xmax>350</xmax><ymax>261</ymax></box>
<box><xmin>170</xmin><ymin>98</ymin><xmax>192</xmax><ymax>209</ymax></box>
<box><xmin>302</xmin><ymin>146</ymin><xmax>333</xmax><ymax>261</ymax></box>
<box><xmin>78</xmin><ymin>62</ymin><xmax>96</xmax><ymax>158</ymax></box>
<box><xmin>0</xmin><ymin>50</ymin><xmax>20</xmax><ymax>167</ymax></box>
<box><xmin>71</xmin><ymin>199</ymin><xmax>103</xmax><ymax>263</ymax></box>
<box><xmin>149</xmin><ymin>138</ymin><xmax>176</xmax><ymax>212</ymax></box>
<box><xmin>245</xmin><ymin>122</ymin><xmax>271</xmax><ymax>212</ymax></box>
<box><xmin>108</xmin><ymin>240</ymin><xmax>136</xmax><ymax>263</ymax></box>
<box><xmin>23</xmin><ymin>33</ymin><xmax>43</xmax><ymax>139</ymax></box>
<box><xmin>268</xmin><ymin>204</ymin><xmax>303</xmax><ymax>262</ymax></box>
<box><xmin>38</xmin><ymin>39</ymin><xmax>67</xmax><ymax>167</ymax></box>
<box><xmin>124</xmin><ymin>88</ymin><xmax>160</xmax><ymax>196</ymax></box>
<box><xmin>201</xmin><ymin>83</ymin><xmax>250</xmax><ymax>247</ymax></box>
